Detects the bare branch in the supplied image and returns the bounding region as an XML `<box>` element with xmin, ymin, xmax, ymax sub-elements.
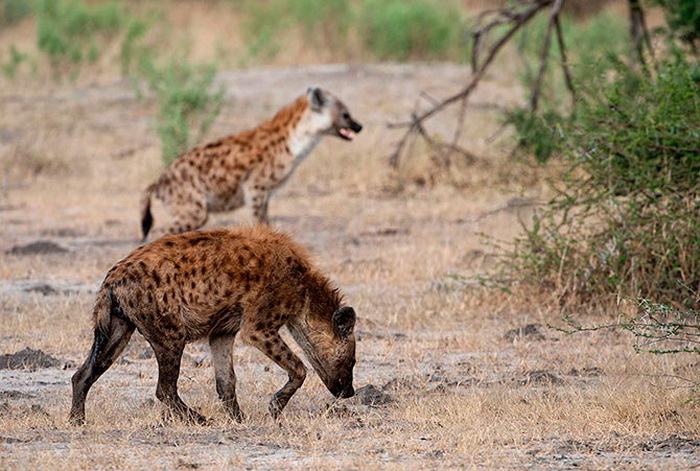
<box><xmin>629</xmin><ymin>0</ymin><xmax>657</xmax><ymax>71</ymax></box>
<box><xmin>554</xmin><ymin>15</ymin><xmax>577</xmax><ymax>108</ymax></box>
<box><xmin>530</xmin><ymin>0</ymin><xmax>563</xmax><ymax>112</ymax></box>
<box><xmin>389</xmin><ymin>0</ymin><xmax>553</xmax><ymax>169</ymax></box>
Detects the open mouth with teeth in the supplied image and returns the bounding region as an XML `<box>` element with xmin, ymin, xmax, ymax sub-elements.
<box><xmin>337</xmin><ymin>127</ymin><xmax>357</xmax><ymax>141</ymax></box>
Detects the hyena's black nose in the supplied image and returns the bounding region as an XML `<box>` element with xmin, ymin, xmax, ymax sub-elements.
<box><xmin>339</xmin><ymin>385</ymin><xmax>354</xmax><ymax>399</ymax></box>
<box><xmin>351</xmin><ymin>121</ymin><xmax>363</xmax><ymax>133</ymax></box>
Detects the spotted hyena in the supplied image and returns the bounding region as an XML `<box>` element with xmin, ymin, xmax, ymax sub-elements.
<box><xmin>140</xmin><ymin>87</ymin><xmax>363</xmax><ymax>239</ymax></box>
<box><xmin>69</xmin><ymin>225</ymin><xmax>357</xmax><ymax>425</ymax></box>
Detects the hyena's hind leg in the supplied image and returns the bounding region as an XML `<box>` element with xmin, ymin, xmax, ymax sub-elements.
<box><xmin>244</xmin><ymin>185</ymin><xmax>271</xmax><ymax>224</ymax></box>
<box><xmin>148</xmin><ymin>340</ymin><xmax>209</xmax><ymax>424</ymax></box>
<box><xmin>209</xmin><ymin>333</ymin><xmax>244</xmax><ymax>422</ymax></box>
<box><xmin>150</xmin><ymin>195</ymin><xmax>208</xmax><ymax>239</ymax></box>
<box><xmin>69</xmin><ymin>314</ymin><xmax>136</xmax><ymax>425</ymax></box>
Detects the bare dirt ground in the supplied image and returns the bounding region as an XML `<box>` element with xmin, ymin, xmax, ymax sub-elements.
<box><xmin>1</xmin><ymin>63</ymin><xmax>699</xmax><ymax>470</ymax></box>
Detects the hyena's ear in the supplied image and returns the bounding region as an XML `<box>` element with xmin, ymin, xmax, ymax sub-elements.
<box><xmin>332</xmin><ymin>307</ymin><xmax>356</xmax><ymax>338</ymax></box>
<box><xmin>307</xmin><ymin>87</ymin><xmax>326</xmax><ymax>111</ymax></box>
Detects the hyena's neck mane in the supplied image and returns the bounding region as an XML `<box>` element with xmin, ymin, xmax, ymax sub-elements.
<box><xmin>263</xmin><ymin>95</ymin><xmax>328</xmax><ymax>161</ymax></box>
<box><xmin>303</xmin><ymin>269</ymin><xmax>344</xmax><ymax>321</ymax></box>
<box><xmin>260</xmin><ymin>96</ymin><xmax>310</xmax><ymax>139</ymax></box>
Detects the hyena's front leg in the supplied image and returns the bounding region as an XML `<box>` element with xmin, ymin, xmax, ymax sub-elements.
<box><xmin>241</xmin><ymin>329</ymin><xmax>307</xmax><ymax>419</ymax></box>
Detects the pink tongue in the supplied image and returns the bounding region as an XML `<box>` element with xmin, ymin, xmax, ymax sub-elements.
<box><xmin>339</xmin><ymin>128</ymin><xmax>355</xmax><ymax>139</ymax></box>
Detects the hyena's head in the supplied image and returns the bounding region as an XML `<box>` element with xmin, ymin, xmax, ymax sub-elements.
<box><xmin>306</xmin><ymin>87</ymin><xmax>363</xmax><ymax>141</ymax></box>
<box><xmin>289</xmin><ymin>305</ymin><xmax>357</xmax><ymax>399</ymax></box>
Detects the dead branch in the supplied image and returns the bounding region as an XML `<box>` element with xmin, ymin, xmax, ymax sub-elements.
<box><xmin>629</xmin><ymin>0</ymin><xmax>657</xmax><ymax>71</ymax></box>
<box><xmin>388</xmin><ymin>0</ymin><xmax>656</xmax><ymax>174</ymax></box>
<box><xmin>530</xmin><ymin>0</ymin><xmax>563</xmax><ymax>111</ymax></box>
<box><xmin>389</xmin><ymin>0</ymin><xmax>554</xmax><ymax>169</ymax></box>
<box><xmin>554</xmin><ymin>15</ymin><xmax>577</xmax><ymax>108</ymax></box>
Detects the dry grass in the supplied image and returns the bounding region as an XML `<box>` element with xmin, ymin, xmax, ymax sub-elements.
<box><xmin>1</xmin><ymin>3</ymin><xmax>699</xmax><ymax>469</ymax></box>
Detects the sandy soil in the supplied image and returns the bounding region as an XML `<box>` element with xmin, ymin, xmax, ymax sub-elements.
<box><xmin>1</xmin><ymin>63</ymin><xmax>698</xmax><ymax>470</ymax></box>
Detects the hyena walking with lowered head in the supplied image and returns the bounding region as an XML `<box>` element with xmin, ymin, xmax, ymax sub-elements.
<box><xmin>69</xmin><ymin>225</ymin><xmax>357</xmax><ymax>425</ymax></box>
<box><xmin>140</xmin><ymin>88</ymin><xmax>362</xmax><ymax>240</ymax></box>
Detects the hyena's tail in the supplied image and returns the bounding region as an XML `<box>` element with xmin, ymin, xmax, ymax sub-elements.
<box><xmin>70</xmin><ymin>284</ymin><xmax>134</xmax><ymax>426</ymax></box>
<box><xmin>140</xmin><ymin>184</ymin><xmax>156</xmax><ymax>241</ymax></box>
<box><xmin>92</xmin><ymin>286</ymin><xmax>123</xmax><ymax>335</ymax></box>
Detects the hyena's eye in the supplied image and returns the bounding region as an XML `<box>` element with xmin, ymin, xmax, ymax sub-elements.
<box><xmin>342</xmin><ymin>111</ymin><xmax>350</xmax><ymax>120</ymax></box>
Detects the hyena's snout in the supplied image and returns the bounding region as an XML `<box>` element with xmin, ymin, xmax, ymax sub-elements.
<box><xmin>337</xmin><ymin>385</ymin><xmax>355</xmax><ymax>399</ymax></box>
<box><xmin>348</xmin><ymin>118</ymin><xmax>362</xmax><ymax>134</ymax></box>
<box><xmin>330</xmin><ymin>375</ymin><xmax>355</xmax><ymax>399</ymax></box>
<box><xmin>335</xmin><ymin>112</ymin><xmax>363</xmax><ymax>141</ymax></box>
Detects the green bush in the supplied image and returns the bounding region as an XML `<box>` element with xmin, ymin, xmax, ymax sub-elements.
<box><xmin>120</xmin><ymin>15</ymin><xmax>151</xmax><ymax>75</ymax></box>
<box><xmin>236</xmin><ymin>0</ymin><xmax>464</xmax><ymax>63</ymax></box>
<box><xmin>656</xmin><ymin>0</ymin><xmax>700</xmax><ymax>49</ymax></box>
<box><xmin>357</xmin><ymin>0</ymin><xmax>461</xmax><ymax>61</ymax></box>
<box><xmin>503</xmin><ymin>107</ymin><xmax>566</xmax><ymax>163</ymax></box>
<box><xmin>503</xmin><ymin>57</ymin><xmax>700</xmax><ymax>311</ymax></box>
<box><xmin>239</xmin><ymin>0</ymin><xmax>352</xmax><ymax>62</ymax></box>
<box><xmin>0</xmin><ymin>0</ymin><xmax>31</xmax><ymax>26</ymax></box>
<box><xmin>1</xmin><ymin>44</ymin><xmax>29</xmax><ymax>78</ymax></box>
<box><xmin>140</xmin><ymin>57</ymin><xmax>225</xmax><ymax>164</ymax></box>
<box><xmin>35</xmin><ymin>0</ymin><xmax>128</xmax><ymax>77</ymax></box>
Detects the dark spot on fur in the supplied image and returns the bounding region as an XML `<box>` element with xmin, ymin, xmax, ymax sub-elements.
<box><xmin>264</xmin><ymin>340</ymin><xmax>272</xmax><ymax>351</ymax></box>
<box><xmin>204</xmin><ymin>139</ymin><xmax>223</xmax><ymax>149</ymax></box>
<box><xmin>188</xmin><ymin>236</ymin><xmax>210</xmax><ymax>247</ymax></box>
<box><xmin>274</xmin><ymin>354</ymin><xmax>282</xmax><ymax>362</ymax></box>
<box><xmin>249</xmin><ymin>334</ymin><xmax>258</xmax><ymax>342</ymax></box>
<box><xmin>164</xmin><ymin>241</ymin><xmax>175</xmax><ymax>247</ymax></box>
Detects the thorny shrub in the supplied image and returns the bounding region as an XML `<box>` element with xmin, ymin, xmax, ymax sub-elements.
<box><xmin>502</xmin><ymin>55</ymin><xmax>699</xmax><ymax>312</ymax></box>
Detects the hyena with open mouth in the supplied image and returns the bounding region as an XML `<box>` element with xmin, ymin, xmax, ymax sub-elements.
<box><xmin>140</xmin><ymin>88</ymin><xmax>362</xmax><ymax>239</ymax></box>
